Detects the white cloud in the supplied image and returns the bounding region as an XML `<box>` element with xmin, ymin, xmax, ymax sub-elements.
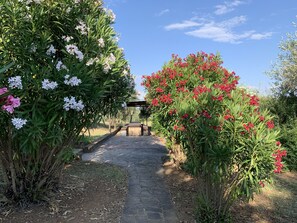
<box><xmin>164</xmin><ymin>20</ymin><xmax>202</xmax><ymax>31</ymax></box>
<box><xmin>215</xmin><ymin>0</ymin><xmax>245</xmax><ymax>15</ymax></box>
<box><xmin>156</xmin><ymin>9</ymin><xmax>170</xmax><ymax>17</ymax></box>
<box><xmin>250</xmin><ymin>32</ymin><xmax>273</xmax><ymax>40</ymax></box>
<box><xmin>184</xmin><ymin>16</ymin><xmax>272</xmax><ymax>44</ymax></box>
<box><xmin>219</xmin><ymin>15</ymin><xmax>246</xmax><ymax>28</ymax></box>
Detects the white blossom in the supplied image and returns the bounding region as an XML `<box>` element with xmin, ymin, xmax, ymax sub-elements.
<box><xmin>20</xmin><ymin>0</ymin><xmax>43</xmax><ymax>4</ymax></box>
<box><xmin>66</xmin><ymin>7</ymin><xmax>72</xmax><ymax>13</ymax></box>
<box><xmin>108</xmin><ymin>53</ymin><xmax>116</xmax><ymax>64</ymax></box>
<box><xmin>123</xmin><ymin>69</ymin><xmax>128</xmax><ymax>76</ymax></box>
<box><xmin>121</xmin><ymin>102</ymin><xmax>127</xmax><ymax>108</ymax></box>
<box><xmin>11</xmin><ymin>118</ymin><xmax>27</xmax><ymax>129</ymax></box>
<box><xmin>56</xmin><ymin>60</ymin><xmax>68</xmax><ymax>71</ymax></box>
<box><xmin>75</xmin><ymin>21</ymin><xmax>89</xmax><ymax>35</ymax></box>
<box><xmin>42</xmin><ymin>79</ymin><xmax>58</xmax><ymax>90</ymax></box>
<box><xmin>30</xmin><ymin>44</ymin><xmax>37</xmax><ymax>53</ymax></box>
<box><xmin>64</xmin><ymin>75</ymin><xmax>82</xmax><ymax>86</ymax></box>
<box><xmin>65</xmin><ymin>44</ymin><xmax>78</xmax><ymax>55</ymax></box>
<box><xmin>103</xmin><ymin>62</ymin><xmax>111</xmax><ymax>74</ymax></box>
<box><xmin>8</xmin><ymin>76</ymin><xmax>23</xmax><ymax>89</ymax></box>
<box><xmin>113</xmin><ymin>36</ymin><xmax>120</xmax><ymax>43</ymax></box>
<box><xmin>63</xmin><ymin>96</ymin><xmax>84</xmax><ymax>111</ymax></box>
<box><xmin>46</xmin><ymin>44</ymin><xmax>56</xmax><ymax>56</ymax></box>
<box><xmin>75</xmin><ymin>50</ymin><xmax>84</xmax><ymax>61</ymax></box>
<box><xmin>97</xmin><ymin>38</ymin><xmax>105</xmax><ymax>48</ymax></box>
<box><xmin>105</xmin><ymin>9</ymin><xmax>116</xmax><ymax>22</ymax></box>
<box><xmin>102</xmin><ymin>53</ymin><xmax>116</xmax><ymax>74</ymax></box>
<box><xmin>62</xmin><ymin>35</ymin><xmax>74</xmax><ymax>42</ymax></box>
<box><xmin>74</xmin><ymin>0</ymin><xmax>81</xmax><ymax>3</ymax></box>
<box><xmin>65</xmin><ymin>44</ymin><xmax>84</xmax><ymax>61</ymax></box>
<box><xmin>86</xmin><ymin>57</ymin><xmax>99</xmax><ymax>66</ymax></box>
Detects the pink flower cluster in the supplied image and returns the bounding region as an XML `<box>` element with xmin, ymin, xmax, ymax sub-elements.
<box><xmin>0</xmin><ymin>87</ymin><xmax>21</xmax><ymax>113</ymax></box>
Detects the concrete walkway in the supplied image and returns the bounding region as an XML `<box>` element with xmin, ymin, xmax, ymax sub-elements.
<box><xmin>82</xmin><ymin>134</ymin><xmax>178</xmax><ymax>223</ymax></box>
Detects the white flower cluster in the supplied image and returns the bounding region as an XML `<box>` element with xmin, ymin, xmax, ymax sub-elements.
<box><xmin>42</xmin><ymin>79</ymin><xmax>58</xmax><ymax>90</ymax></box>
<box><xmin>56</xmin><ymin>60</ymin><xmax>68</xmax><ymax>71</ymax></box>
<box><xmin>105</xmin><ymin>9</ymin><xmax>116</xmax><ymax>22</ymax></box>
<box><xmin>123</xmin><ymin>69</ymin><xmax>128</xmax><ymax>76</ymax></box>
<box><xmin>46</xmin><ymin>44</ymin><xmax>56</xmax><ymax>56</ymax></box>
<box><xmin>97</xmin><ymin>38</ymin><xmax>105</xmax><ymax>48</ymax></box>
<box><xmin>19</xmin><ymin>0</ymin><xmax>43</xmax><ymax>4</ymax></box>
<box><xmin>113</xmin><ymin>36</ymin><xmax>120</xmax><ymax>43</ymax></box>
<box><xmin>63</xmin><ymin>96</ymin><xmax>84</xmax><ymax>111</ymax></box>
<box><xmin>103</xmin><ymin>53</ymin><xmax>116</xmax><ymax>74</ymax></box>
<box><xmin>75</xmin><ymin>21</ymin><xmax>89</xmax><ymax>35</ymax></box>
<box><xmin>11</xmin><ymin>118</ymin><xmax>27</xmax><ymax>130</ymax></box>
<box><xmin>66</xmin><ymin>7</ymin><xmax>72</xmax><ymax>13</ymax></box>
<box><xmin>65</xmin><ymin>44</ymin><xmax>84</xmax><ymax>61</ymax></box>
<box><xmin>8</xmin><ymin>76</ymin><xmax>23</xmax><ymax>89</ymax></box>
<box><xmin>62</xmin><ymin>35</ymin><xmax>74</xmax><ymax>42</ymax></box>
<box><xmin>103</xmin><ymin>63</ymin><xmax>111</xmax><ymax>74</ymax></box>
<box><xmin>86</xmin><ymin>57</ymin><xmax>100</xmax><ymax>66</ymax></box>
<box><xmin>64</xmin><ymin>75</ymin><xmax>81</xmax><ymax>86</ymax></box>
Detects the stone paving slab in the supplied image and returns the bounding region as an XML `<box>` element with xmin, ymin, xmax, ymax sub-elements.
<box><xmin>82</xmin><ymin>135</ymin><xmax>178</xmax><ymax>223</ymax></box>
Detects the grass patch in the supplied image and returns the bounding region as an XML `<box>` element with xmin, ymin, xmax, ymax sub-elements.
<box><xmin>64</xmin><ymin>161</ymin><xmax>127</xmax><ymax>184</ymax></box>
<box><xmin>79</xmin><ymin>128</ymin><xmax>110</xmax><ymax>143</ymax></box>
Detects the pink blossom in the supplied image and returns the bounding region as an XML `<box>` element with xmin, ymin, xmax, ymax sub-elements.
<box><xmin>2</xmin><ymin>105</ymin><xmax>14</xmax><ymax>113</ymax></box>
<box><xmin>7</xmin><ymin>95</ymin><xmax>21</xmax><ymax>108</ymax></box>
<box><xmin>0</xmin><ymin>87</ymin><xmax>8</xmax><ymax>95</ymax></box>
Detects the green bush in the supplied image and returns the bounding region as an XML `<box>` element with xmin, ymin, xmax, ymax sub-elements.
<box><xmin>0</xmin><ymin>0</ymin><xmax>134</xmax><ymax>202</ymax></box>
<box><xmin>143</xmin><ymin>52</ymin><xmax>286</xmax><ymax>222</ymax></box>
<box><xmin>261</xmin><ymin>95</ymin><xmax>297</xmax><ymax>171</ymax></box>
<box><xmin>278</xmin><ymin>120</ymin><xmax>297</xmax><ymax>170</ymax></box>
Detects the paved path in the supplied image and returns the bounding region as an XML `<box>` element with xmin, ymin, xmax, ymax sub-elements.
<box><xmin>82</xmin><ymin>135</ymin><xmax>178</xmax><ymax>223</ymax></box>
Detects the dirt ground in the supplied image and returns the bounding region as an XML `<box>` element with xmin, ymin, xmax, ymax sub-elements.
<box><xmin>1</xmin><ymin>156</ymin><xmax>296</xmax><ymax>223</ymax></box>
<box><xmin>162</xmin><ymin>161</ymin><xmax>297</xmax><ymax>223</ymax></box>
<box><xmin>0</xmin><ymin>161</ymin><xmax>128</xmax><ymax>223</ymax></box>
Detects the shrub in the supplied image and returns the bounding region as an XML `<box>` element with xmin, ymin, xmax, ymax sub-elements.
<box><xmin>143</xmin><ymin>52</ymin><xmax>286</xmax><ymax>222</ymax></box>
<box><xmin>0</xmin><ymin>0</ymin><xmax>134</xmax><ymax>202</ymax></box>
<box><xmin>261</xmin><ymin>95</ymin><xmax>297</xmax><ymax>171</ymax></box>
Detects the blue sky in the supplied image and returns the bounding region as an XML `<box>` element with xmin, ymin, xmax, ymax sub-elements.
<box><xmin>104</xmin><ymin>0</ymin><xmax>297</xmax><ymax>99</ymax></box>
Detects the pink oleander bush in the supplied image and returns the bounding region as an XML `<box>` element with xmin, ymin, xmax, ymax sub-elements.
<box><xmin>143</xmin><ymin>52</ymin><xmax>286</xmax><ymax>222</ymax></box>
<box><xmin>0</xmin><ymin>0</ymin><xmax>134</xmax><ymax>202</ymax></box>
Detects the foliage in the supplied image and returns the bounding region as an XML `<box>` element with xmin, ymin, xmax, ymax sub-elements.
<box><xmin>143</xmin><ymin>52</ymin><xmax>286</xmax><ymax>222</ymax></box>
<box><xmin>264</xmin><ymin>20</ymin><xmax>297</xmax><ymax>171</ymax></box>
<box><xmin>261</xmin><ymin>96</ymin><xmax>297</xmax><ymax>170</ymax></box>
<box><xmin>139</xmin><ymin>106</ymin><xmax>151</xmax><ymax>121</ymax></box>
<box><xmin>268</xmin><ymin>21</ymin><xmax>297</xmax><ymax>95</ymax></box>
<box><xmin>0</xmin><ymin>0</ymin><xmax>134</xmax><ymax>202</ymax></box>
<box><xmin>279</xmin><ymin>121</ymin><xmax>297</xmax><ymax>170</ymax></box>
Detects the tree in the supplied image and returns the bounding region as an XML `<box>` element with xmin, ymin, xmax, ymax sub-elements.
<box><xmin>265</xmin><ymin>20</ymin><xmax>297</xmax><ymax>171</ymax></box>
<box><xmin>0</xmin><ymin>0</ymin><xmax>134</xmax><ymax>202</ymax></box>
<box><xmin>269</xmin><ymin>22</ymin><xmax>297</xmax><ymax>95</ymax></box>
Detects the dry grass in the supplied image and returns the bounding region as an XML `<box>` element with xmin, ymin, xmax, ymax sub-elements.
<box><xmin>163</xmin><ymin>162</ymin><xmax>297</xmax><ymax>223</ymax></box>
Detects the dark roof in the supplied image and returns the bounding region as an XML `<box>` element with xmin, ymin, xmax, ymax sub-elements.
<box><xmin>126</xmin><ymin>100</ymin><xmax>149</xmax><ymax>107</ymax></box>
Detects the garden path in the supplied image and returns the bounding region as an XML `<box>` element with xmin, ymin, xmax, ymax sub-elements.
<box><xmin>82</xmin><ymin>134</ymin><xmax>178</xmax><ymax>223</ymax></box>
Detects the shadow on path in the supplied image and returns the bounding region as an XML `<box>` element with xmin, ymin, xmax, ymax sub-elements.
<box><xmin>82</xmin><ymin>135</ymin><xmax>178</xmax><ymax>223</ymax></box>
